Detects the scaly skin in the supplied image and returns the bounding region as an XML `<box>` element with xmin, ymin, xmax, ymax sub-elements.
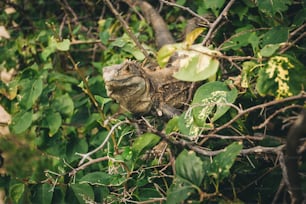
<box><xmin>103</xmin><ymin>61</ymin><xmax>190</xmax><ymax>118</ymax></box>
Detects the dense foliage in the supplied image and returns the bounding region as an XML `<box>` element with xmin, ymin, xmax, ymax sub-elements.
<box><xmin>0</xmin><ymin>0</ymin><xmax>305</xmax><ymax>203</ymax></box>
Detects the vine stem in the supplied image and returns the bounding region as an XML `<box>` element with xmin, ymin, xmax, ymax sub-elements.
<box><xmin>202</xmin><ymin>0</ymin><xmax>236</xmax><ymax>46</ymax></box>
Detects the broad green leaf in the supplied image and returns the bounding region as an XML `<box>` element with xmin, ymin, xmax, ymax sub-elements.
<box><xmin>20</xmin><ymin>78</ymin><xmax>43</xmax><ymax>110</ymax></box>
<box><xmin>185</xmin><ymin>27</ymin><xmax>205</xmax><ymax>47</ymax></box>
<box><xmin>80</xmin><ymin>172</ymin><xmax>125</xmax><ymax>186</ymax></box>
<box><xmin>257</xmin><ymin>0</ymin><xmax>291</xmax><ymax>15</ymax></box>
<box><xmin>131</xmin><ymin>133</ymin><xmax>161</xmax><ymax>156</ymax></box>
<box><xmin>205</xmin><ymin>0</ymin><xmax>226</xmax><ymax>16</ymax></box>
<box><xmin>9</xmin><ymin>183</ymin><xmax>25</xmax><ymax>204</ymax></box>
<box><xmin>220</xmin><ymin>25</ymin><xmax>258</xmax><ymax>51</ymax></box>
<box><xmin>10</xmin><ymin>110</ymin><xmax>33</xmax><ymax>134</ymax></box>
<box><xmin>52</xmin><ymin>93</ymin><xmax>74</xmax><ymax>116</ymax></box>
<box><xmin>256</xmin><ymin>55</ymin><xmax>305</xmax><ymax>98</ymax></box>
<box><xmin>210</xmin><ymin>142</ymin><xmax>242</xmax><ymax>181</ymax></box>
<box><xmin>70</xmin><ymin>183</ymin><xmax>94</xmax><ymax>204</ymax></box>
<box><xmin>46</xmin><ymin>112</ymin><xmax>62</xmax><ymax>136</ymax></box>
<box><xmin>172</xmin><ymin>44</ymin><xmax>220</xmax><ymax>82</ymax></box>
<box><xmin>167</xmin><ymin>177</ymin><xmax>194</xmax><ymax>204</ymax></box>
<box><xmin>157</xmin><ymin>43</ymin><xmax>185</xmax><ymax>67</ymax></box>
<box><xmin>56</xmin><ymin>39</ymin><xmax>70</xmax><ymax>51</ymax></box>
<box><xmin>192</xmin><ymin>81</ymin><xmax>238</xmax><ymax>126</ymax></box>
<box><xmin>175</xmin><ymin>150</ymin><xmax>204</xmax><ymax>186</ymax></box>
<box><xmin>261</xmin><ymin>27</ymin><xmax>289</xmax><ymax>46</ymax></box>
<box><xmin>260</xmin><ymin>44</ymin><xmax>280</xmax><ymax>57</ymax></box>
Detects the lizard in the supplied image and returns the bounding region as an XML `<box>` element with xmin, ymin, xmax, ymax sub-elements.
<box><xmin>103</xmin><ymin>1</ymin><xmax>196</xmax><ymax>118</ymax></box>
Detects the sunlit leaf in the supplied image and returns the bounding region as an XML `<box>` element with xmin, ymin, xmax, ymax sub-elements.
<box><xmin>172</xmin><ymin>44</ymin><xmax>220</xmax><ymax>82</ymax></box>
<box><xmin>56</xmin><ymin>39</ymin><xmax>70</xmax><ymax>51</ymax></box>
<box><xmin>192</xmin><ymin>81</ymin><xmax>238</xmax><ymax>126</ymax></box>
<box><xmin>260</xmin><ymin>44</ymin><xmax>280</xmax><ymax>57</ymax></box>
<box><xmin>256</xmin><ymin>55</ymin><xmax>305</xmax><ymax>98</ymax></box>
<box><xmin>185</xmin><ymin>27</ymin><xmax>205</xmax><ymax>47</ymax></box>
<box><xmin>157</xmin><ymin>43</ymin><xmax>185</xmax><ymax>67</ymax></box>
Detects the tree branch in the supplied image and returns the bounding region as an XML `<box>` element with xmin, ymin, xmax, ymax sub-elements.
<box><xmin>202</xmin><ymin>0</ymin><xmax>236</xmax><ymax>46</ymax></box>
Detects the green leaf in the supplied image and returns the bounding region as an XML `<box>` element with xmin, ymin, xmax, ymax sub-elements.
<box><xmin>31</xmin><ymin>183</ymin><xmax>53</xmax><ymax>204</ymax></box>
<box><xmin>80</xmin><ymin>172</ymin><xmax>125</xmax><ymax>186</ymax></box>
<box><xmin>157</xmin><ymin>43</ymin><xmax>185</xmax><ymax>67</ymax></box>
<box><xmin>131</xmin><ymin>133</ymin><xmax>161</xmax><ymax>156</ymax></box>
<box><xmin>70</xmin><ymin>183</ymin><xmax>94</xmax><ymax>204</ymax></box>
<box><xmin>261</xmin><ymin>27</ymin><xmax>289</xmax><ymax>46</ymax></box>
<box><xmin>46</xmin><ymin>112</ymin><xmax>62</xmax><ymax>136</ymax></box>
<box><xmin>257</xmin><ymin>0</ymin><xmax>291</xmax><ymax>15</ymax></box>
<box><xmin>205</xmin><ymin>0</ymin><xmax>226</xmax><ymax>16</ymax></box>
<box><xmin>20</xmin><ymin>78</ymin><xmax>43</xmax><ymax>110</ymax></box>
<box><xmin>167</xmin><ymin>177</ymin><xmax>194</xmax><ymax>204</ymax></box>
<box><xmin>256</xmin><ymin>55</ymin><xmax>305</xmax><ymax>98</ymax></box>
<box><xmin>210</xmin><ymin>142</ymin><xmax>242</xmax><ymax>181</ymax></box>
<box><xmin>52</xmin><ymin>94</ymin><xmax>74</xmax><ymax>116</ymax></box>
<box><xmin>165</xmin><ymin>116</ymin><xmax>179</xmax><ymax>134</ymax></box>
<box><xmin>260</xmin><ymin>44</ymin><xmax>280</xmax><ymax>57</ymax></box>
<box><xmin>10</xmin><ymin>110</ymin><xmax>33</xmax><ymax>134</ymax></box>
<box><xmin>177</xmin><ymin>111</ymin><xmax>207</xmax><ymax>137</ymax></box>
<box><xmin>56</xmin><ymin>39</ymin><xmax>70</xmax><ymax>51</ymax></box>
<box><xmin>9</xmin><ymin>183</ymin><xmax>25</xmax><ymax>204</ymax></box>
<box><xmin>175</xmin><ymin>150</ymin><xmax>204</xmax><ymax>186</ymax></box>
<box><xmin>172</xmin><ymin>44</ymin><xmax>220</xmax><ymax>82</ymax></box>
<box><xmin>241</xmin><ymin>61</ymin><xmax>257</xmax><ymax>88</ymax></box>
<box><xmin>192</xmin><ymin>81</ymin><xmax>238</xmax><ymax>126</ymax></box>
<box><xmin>221</xmin><ymin>27</ymin><xmax>258</xmax><ymax>51</ymax></box>
<box><xmin>185</xmin><ymin>27</ymin><xmax>205</xmax><ymax>47</ymax></box>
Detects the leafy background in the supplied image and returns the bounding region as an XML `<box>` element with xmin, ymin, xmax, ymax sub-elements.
<box><xmin>0</xmin><ymin>0</ymin><xmax>305</xmax><ymax>203</ymax></box>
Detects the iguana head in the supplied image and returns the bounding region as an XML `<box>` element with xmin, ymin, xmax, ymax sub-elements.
<box><xmin>102</xmin><ymin>61</ymin><xmax>152</xmax><ymax>114</ymax></box>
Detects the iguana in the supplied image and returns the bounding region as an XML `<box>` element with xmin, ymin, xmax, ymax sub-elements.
<box><xmin>103</xmin><ymin>1</ymin><xmax>193</xmax><ymax>118</ymax></box>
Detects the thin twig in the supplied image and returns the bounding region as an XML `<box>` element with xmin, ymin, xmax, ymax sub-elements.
<box><xmin>76</xmin><ymin>120</ymin><xmax>129</xmax><ymax>165</ymax></box>
<box><xmin>210</xmin><ymin>91</ymin><xmax>306</xmax><ymax>135</ymax></box>
<box><xmin>160</xmin><ymin>0</ymin><xmax>211</xmax><ymax>27</ymax></box>
<box><xmin>202</xmin><ymin>0</ymin><xmax>236</xmax><ymax>45</ymax></box>
<box><xmin>280</xmin><ymin>32</ymin><xmax>306</xmax><ymax>54</ymax></box>
<box><xmin>253</xmin><ymin>104</ymin><xmax>304</xmax><ymax>130</ymax></box>
<box><xmin>104</xmin><ymin>0</ymin><xmax>150</xmax><ymax>59</ymax></box>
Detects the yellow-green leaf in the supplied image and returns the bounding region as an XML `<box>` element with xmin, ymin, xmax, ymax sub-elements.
<box><xmin>157</xmin><ymin>43</ymin><xmax>184</xmax><ymax>67</ymax></box>
<box><xmin>185</xmin><ymin>27</ymin><xmax>205</xmax><ymax>47</ymax></box>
